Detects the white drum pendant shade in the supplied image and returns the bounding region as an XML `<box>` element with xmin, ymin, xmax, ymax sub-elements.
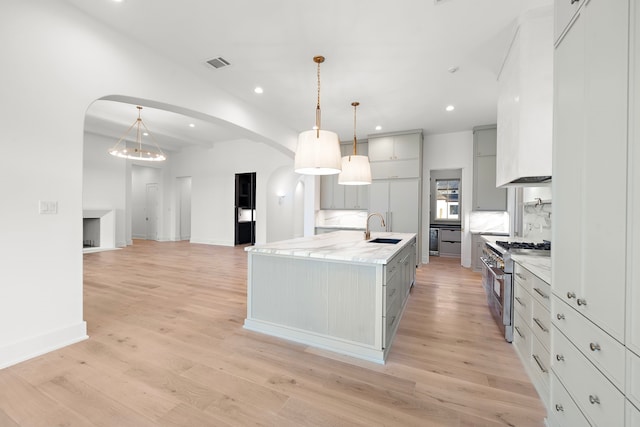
<box><xmin>338</xmin><ymin>155</ymin><xmax>372</xmax><ymax>185</ymax></box>
<box><xmin>294</xmin><ymin>129</ymin><xmax>342</xmax><ymax>175</ymax></box>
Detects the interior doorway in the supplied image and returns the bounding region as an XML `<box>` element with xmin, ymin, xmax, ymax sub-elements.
<box><xmin>145</xmin><ymin>183</ymin><xmax>159</xmax><ymax>240</ymax></box>
<box><xmin>176</xmin><ymin>176</ymin><xmax>192</xmax><ymax>241</ymax></box>
<box><xmin>235</xmin><ymin>172</ymin><xmax>256</xmax><ymax>245</ymax></box>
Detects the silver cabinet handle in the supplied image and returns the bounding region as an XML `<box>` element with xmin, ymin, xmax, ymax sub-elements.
<box><xmin>515</xmin><ymin>296</ymin><xmax>525</xmax><ymax>306</ymax></box>
<box><xmin>516</xmin><ymin>272</ymin><xmax>527</xmax><ymax>280</ymax></box>
<box><xmin>533</xmin><ymin>318</ymin><xmax>549</xmax><ymax>333</ymax></box>
<box><xmin>533</xmin><ymin>288</ymin><xmax>549</xmax><ymax>299</ymax></box>
<box><xmin>567</xmin><ymin>292</ymin><xmax>576</xmax><ymax>299</ymax></box>
<box><xmin>571</xmin><ymin>0</ymin><xmax>579</xmax><ymax>4</ymax></box>
<box><xmin>532</xmin><ymin>354</ymin><xmax>548</xmax><ymax>373</ymax></box>
<box><xmin>515</xmin><ymin>326</ymin><xmax>524</xmax><ymax>338</ymax></box>
<box><xmin>589</xmin><ymin>342</ymin><xmax>601</xmax><ymax>352</ymax></box>
<box><xmin>555</xmin><ymin>404</ymin><xmax>564</xmax><ymax>412</ymax></box>
<box><xmin>589</xmin><ymin>395</ymin><xmax>600</xmax><ymax>405</ymax></box>
<box><xmin>556</xmin><ymin>313</ymin><xmax>565</xmax><ymax>320</ymax></box>
<box><xmin>577</xmin><ymin>298</ymin><xmax>587</xmax><ymax>306</ymax></box>
<box><xmin>556</xmin><ymin>354</ymin><xmax>565</xmax><ymax>362</ymax></box>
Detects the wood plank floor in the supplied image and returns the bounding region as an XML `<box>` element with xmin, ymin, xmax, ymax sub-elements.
<box><xmin>0</xmin><ymin>240</ymin><xmax>546</xmax><ymax>426</ymax></box>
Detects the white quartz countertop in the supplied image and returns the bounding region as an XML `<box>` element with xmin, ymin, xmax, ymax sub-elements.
<box><xmin>510</xmin><ymin>253</ymin><xmax>551</xmax><ymax>284</ymax></box>
<box><xmin>245</xmin><ymin>230</ymin><xmax>416</xmax><ymax>264</ymax></box>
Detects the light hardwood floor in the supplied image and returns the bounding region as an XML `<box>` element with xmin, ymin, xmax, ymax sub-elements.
<box><xmin>0</xmin><ymin>240</ymin><xmax>546</xmax><ymax>426</ymax></box>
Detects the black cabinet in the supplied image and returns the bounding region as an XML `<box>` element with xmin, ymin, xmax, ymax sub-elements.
<box><xmin>235</xmin><ymin>172</ymin><xmax>256</xmax><ymax>245</ymax></box>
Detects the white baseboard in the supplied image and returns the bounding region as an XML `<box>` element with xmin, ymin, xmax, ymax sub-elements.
<box><xmin>0</xmin><ymin>322</ymin><xmax>88</xmax><ymax>370</ymax></box>
<box><xmin>190</xmin><ymin>238</ymin><xmax>234</xmax><ymax>247</ymax></box>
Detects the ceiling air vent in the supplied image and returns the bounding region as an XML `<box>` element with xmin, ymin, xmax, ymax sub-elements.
<box><xmin>206</xmin><ymin>57</ymin><xmax>230</xmax><ymax>69</ymax></box>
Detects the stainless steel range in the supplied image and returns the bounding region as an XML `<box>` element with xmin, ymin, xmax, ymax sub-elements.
<box><xmin>480</xmin><ymin>240</ymin><xmax>550</xmax><ymax>342</ymax></box>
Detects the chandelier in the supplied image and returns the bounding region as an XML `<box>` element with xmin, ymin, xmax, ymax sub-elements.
<box><xmin>338</xmin><ymin>101</ymin><xmax>372</xmax><ymax>185</ymax></box>
<box><xmin>109</xmin><ymin>106</ymin><xmax>166</xmax><ymax>161</ymax></box>
<box><xmin>294</xmin><ymin>56</ymin><xmax>342</xmax><ymax>175</ymax></box>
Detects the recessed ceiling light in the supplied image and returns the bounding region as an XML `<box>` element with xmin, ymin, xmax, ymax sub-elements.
<box><xmin>375</xmin><ymin>126</ymin><xmax>382</xmax><ymax>131</ymax></box>
<box><xmin>189</xmin><ymin>123</ymin><xmax>195</xmax><ymax>128</ymax></box>
<box><xmin>143</xmin><ymin>132</ymin><xmax>149</xmax><ymax>136</ymax></box>
<box><xmin>254</xmin><ymin>86</ymin><xmax>263</xmax><ymax>94</ymax></box>
<box><xmin>446</xmin><ymin>105</ymin><xmax>455</xmax><ymax>112</ymax></box>
<box><xmin>112</xmin><ymin>0</ymin><xmax>123</xmax><ymax>2</ymax></box>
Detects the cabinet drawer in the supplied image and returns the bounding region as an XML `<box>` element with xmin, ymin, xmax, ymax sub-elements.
<box><xmin>531</xmin><ymin>333</ymin><xmax>551</xmax><ymax>393</ymax></box>
<box><xmin>552</xmin><ymin>326</ymin><xmax>625</xmax><ymax>427</ymax></box>
<box><xmin>552</xmin><ymin>295</ymin><xmax>625</xmax><ymax>390</ymax></box>
<box><xmin>384</xmin><ymin>298</ymin><xmax>402</xmax><ymax>348</ymax></box>
<box><xmin>514</xmin><ymin>263</ymin><xmax>535</xmax><ymax>294</ymax></box>
<box><xmin>513</xmin><ymin>311</ymin><xmax>531</xmax><ymax>360</ymax></box>
<box><xmin>549</xmin><ymin>372</ymin><xmax>591</xmax><ymax>427</ymax></box>
<box><xmin>440</xmin><ymin>229</ymin><xmax>460</xmax><ymax>242</ymax></box>
<box><xmin>531</xmin><ymin>298</ymin><xmax>551</xmax><ymax>351</ymax></box>
<box><xmin>514</xmin><ymin>282</ymin><xmax>532</xmax><ymax>323</ymax></box>
<box><xmin>628</xmin><ymin>350</ymin><xmax>640</xmax><ymax>410</ymax></box>
<box><xmin>439</xmin><ymin>240</ymin><xmax>461</xmax><ymax>255</ymax></box>
<box><xmin>530</xmin><ymin>277</ymin><xmax>551</xmax><ymax>311</ymax></box>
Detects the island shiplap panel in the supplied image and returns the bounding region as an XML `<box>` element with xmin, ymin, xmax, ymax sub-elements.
<box><xmin>250</xmin><ymin>255</ymin><xmax>329</xmax><ymax>334</ymax></box>
<box><xmin>327</xmin><ymin>263</ymin><xmax>377</xmax><ymax>345</ymax></box>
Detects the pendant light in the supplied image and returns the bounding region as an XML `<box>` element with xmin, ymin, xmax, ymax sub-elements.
<box><xmin>338</xmin><ymin>102</ymin><xmax>372</xmax><ymax>185</ymax></box>
<box><xmin>109</xmin><ymin>106</ymin><xmax>166</xmax><ymax>161</ymax></box>
<box><xmin>294</xmin><ymin>56</ymin><xmax>342</xmax><ymax>175</ymax></box>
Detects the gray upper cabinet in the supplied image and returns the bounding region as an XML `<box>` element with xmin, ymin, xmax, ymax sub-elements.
<box><xmin>473</xmin><ymin>126</ymin><xmax>506</xmax><ymax>211</ymax></box>
<box><xmin>368</xmin><ymin>131</ymin><xmax>422</xmax><ymax>180</ymax></box>
<box><xmin>320</xmin><ymin>142</ymin><xmax>369</xmax><ymax>210</ymax></box>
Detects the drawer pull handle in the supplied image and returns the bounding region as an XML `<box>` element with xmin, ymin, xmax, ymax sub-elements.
<box><xmin>589</xmin><ymin>342</ymin><xmax>601</xmax><ymax>352</ymax></box>
<box><xmin>567</xmin><ymin>292</ymin><xmax>576</xmax><ymax>299</ymax></box>
<box><xmin>577</xmin><ymin>298</ymin><xmax>587</xmax><ymax>306</ymax></box>
<box><xmin>555</xmin><ymin>404</ymin><xmax>564</xmax><ymax>412</ymax></box>
<box><xmin>556</xmin><ymin>313</ymin><xmax>565</xmax><ymax>320</ymax></box>
<box><xmin>516</xmin><ymin>273</ymin><xmax>527</xmax><ymax>280</ymax></box>
<box><xmin>589</xmin><ymin>395</ymin><xmax>600</xmax><ymax>405</ymax></box>
<box><xmin>515</xmin><ymin>326</ymin><xmax>524</xmax><ymax>338</ymax></box>
<box><xmin>533</xmin><ymin>288</ymin><xmax>549</xmax><ymax>299</ymax></box>
<box><xmin>533</xmin><ymin>318</ymin><xmax>548</xmax><ymax>333</ymax></box>
<box><xmin>571</xmin><ymin>0</ymin><xmax>579</xmax><ymax>4</ymax></box>
<box><xmin>556</xmin><ymin>354</ymin><xmax>565</xmax><ymax>362</ymax></box>
<box><xmin>515</xmin><ymin>296</ymin><xmax>525</xmax><ymax>306</ymax></box>
<box><xmin>532</xmin><ymin>354</ymin><xmax>548</xmax><ymax>373</ymax></box>
<box><xmin>389</xmin><ymin>288</ymin><xmax>397</xmax><ymax>297</ymax></box>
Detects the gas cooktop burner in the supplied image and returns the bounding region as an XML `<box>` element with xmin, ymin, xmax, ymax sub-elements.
<box><xmin>496</xmin><ymin>240</ymin><xmax>551</xmax><ymax>251</ymax></box>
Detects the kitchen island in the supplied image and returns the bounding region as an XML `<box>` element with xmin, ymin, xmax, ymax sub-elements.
<box><xmin>244</xmin><ymin>230</ymin><xmax>416</xmax><ymax>363</ymax></box>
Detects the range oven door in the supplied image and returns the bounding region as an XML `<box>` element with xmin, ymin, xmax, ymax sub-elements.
<box><xmin>480</xmin><ymin>257</ymin><xmax>513</xmax><ymax>342</ymax></box>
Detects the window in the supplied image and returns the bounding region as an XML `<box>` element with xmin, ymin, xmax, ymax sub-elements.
<box><xmin>435</xmin><ymin>179</ymin><xmax>460</xmax><ymax>220</ymax></box>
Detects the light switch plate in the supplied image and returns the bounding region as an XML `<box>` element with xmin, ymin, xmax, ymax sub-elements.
<box><xmin>39</xmin><ymin>201</ymin><xmax>58</xmax><ymax>214</ymax></box>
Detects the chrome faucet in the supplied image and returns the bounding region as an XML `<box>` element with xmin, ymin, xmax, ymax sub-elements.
<box><xmin>365</xmin><ymin>213</ymin><xmax>386</xmax><ymax>240</ymax></box>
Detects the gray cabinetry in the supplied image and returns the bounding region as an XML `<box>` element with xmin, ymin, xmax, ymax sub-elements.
<box><xmin>320</xmin><ymin>142</ymin><xmax>369</xmax><ymax>210</ymax></box>
<box><xmin>473</xmin><ymin>125</ymin><xmax>506</xmax><ymax>211</ymax></box>
<box><xmin>550</xmin><ymin>0</ymin><xmax>632</xmax><ymax>425</ymax></box>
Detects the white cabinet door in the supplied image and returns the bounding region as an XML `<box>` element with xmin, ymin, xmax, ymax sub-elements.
<box><xmin>554</xmin><ymin>0</ymin><xmax>583</xmax><ymax>44</ymax></box>
<box><xmin>320</xmin><ymin>174</ymin><xmax>345</xmax><ymax>209</ymax></box>
<box><xmin>627</xmin><ymin>0</ymin><xmax>640</xmax><ymax>360</ymax></box>
<box><xmin>388</xmin><ymin>180</ymin><xmax>419</xmax><ymax>234</ymax></box>
<box><xmin>392</xmin><ymin>133</ymin><xmax>421</xmax><ymax>160</ymax></box>
<box><xmin>368</xmin><ymin>136</ymin><xmax>394</xmax><ymax>161</ymax></box>
<box><xmin>368</xmin><ymin>181</ymin><xmax>390</xmax><ymax>232</ymax></box>
<box><xmin>553</xmin><ymin>0</ymin><xmax>628</xmax><ymax>342</ymax></box>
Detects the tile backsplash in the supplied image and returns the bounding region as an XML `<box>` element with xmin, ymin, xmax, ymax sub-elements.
<box><xmin>316</xmin><ymin>210</ymin><xmax>367</xmax><ymax>228</ymax></box>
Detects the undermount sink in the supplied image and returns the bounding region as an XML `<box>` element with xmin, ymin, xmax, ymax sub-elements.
<box><xmin>368</xmin><ymin>238</ymin><xmax>401</xmax><ymax>244</ymax></box>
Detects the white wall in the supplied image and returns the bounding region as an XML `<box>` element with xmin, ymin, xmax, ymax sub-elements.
<box><xmin>83</xmin><ymin>133</ymin><xmax>128</xmax><ymax>247</ymax></box>
<box><xmin>422</xmin><ymin>131</ymin><xmax>474</xmax><ymax>267</ymax></box>
<box><xmin>131</xmin><ymin>165</ymin><xmax>162</xmax><ymax>239</ymax></box>
<box><xmin>0</xmin><ymin>0</ymin><xmax>298</xmax><ymax>369</ymax></box>
<box><xmin>170</xmin><ymin>141</ymin><xmax>294</xmax><ymax>246</ymax></box>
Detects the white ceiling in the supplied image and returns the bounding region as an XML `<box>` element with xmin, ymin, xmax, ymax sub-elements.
<box><xmin>72</xmin><ymin>0</ymin><xmax>550</xmax><ymax>152</ymax></box>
